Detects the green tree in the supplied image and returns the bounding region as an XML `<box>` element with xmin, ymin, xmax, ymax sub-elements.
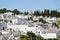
<box><xmin>38</xmin><ymin>18</ymin><xmax>47</xmax><ymax>24</ymax></box>
<box><xmin>39</xmin><ymin>18</ymin><xmax>43</xmax><ymax>22</ymax></box>
<box><xmin>12</xmin><ymin>9</ymin><xmax>20</xmax><ymax>15</ymax></box>
<box><xmin>20</xmin><ymin>35</ymin><xmax>30</xmax><ymax>40</ymax></box>
<box><xmin>37</xmin><ymin>35</ymin><xmax>45</xmax><ymax>40</ymax></box>
<box><xmin>0</xmin><ymin>9</ymin><xmax>3</xmax><ymax>13</ymax></box>
<box><xmin>27</xmin><ymin>31</ymin><xmax>37</xmax><ymax>40</ymax></box>
<box><xmin>58</xmin><ymin>20</ymin><xmax>60</xmax><ymax>28</ymax></box>
<box><xmin>27</xmin><ymin>31</ymin><xmax>36</xmax><ymax>37</ymax></box>
<box><xmin>2</xmin><ymin>8</ymin><xmax>7</xmax><ymax>13</ymax></box>
<box><xmin>50</xmin><ymin>10</ymin><xmax>60</xmax><ymax>17</ymax></box>
<box><xmin>33</xmin><ymin>10</ymin><xmax>40</xmax><ymax>16</ymax></box>
<box><xmin>0</xmin><ymin>8</ymin><xmax>7</xmax><ymax>13</ymax></box>
<box><xmin>58</xmin><ymin>34</ymin><xmax>60</xmax><ymax>40</ymax></box>
<box><xmin>24</xmin><ymin>11</ymin><xmax>29</xmax><ymax>15</ymax></box>
<box><xmin>20</xmin><ymin>31</ymin><xmax>46</xmax><ymax>40</ymax></box>
<box><xmin>28</xmin><ymin>17</ymin><xmax>33</xmax><ymax>21</ymax></box>
<box><xmin>43</xmin><ymin>9</ymin><xmax>49</xmax><ymax>17</ymax></box>
<box><xmin>7</xmin><ymin>10</ymin><xmax>12</xmax><ymax>12</ymax></box>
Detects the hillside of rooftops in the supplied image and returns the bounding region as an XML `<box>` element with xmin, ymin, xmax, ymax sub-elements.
<box><xmin>0</xmin><ymin>8</ymin><xmax>60</xmax><ymax>27</ymax></box>
<box><xmin>0</xmin><ymin>8</ymin><xmax>60</xmax><ymax>40</ymax></box>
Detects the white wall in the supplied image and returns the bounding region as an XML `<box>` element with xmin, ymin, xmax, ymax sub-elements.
<box><xmin>40</xmin><ymin>33</ymin><xmax>56</xmax><ymax>39</ymax></box>
<box><xmin>7</xmin><ymin>24</ymin><xmax>57</xmax><ymax>39</ymax></box>
<box><xmin>7</xmin><ymin>25</ymin><xmax>28</xmax><ymax>30</ymax></box>
<box><xmin>7</xmin><ymin>25</ymin><xmax>37</xmax><ymax>34</ymax></box>
<box><xmin>12</xmin><ymin>19</ymin><xmax>18</xmax><ymax>24</ymax></box>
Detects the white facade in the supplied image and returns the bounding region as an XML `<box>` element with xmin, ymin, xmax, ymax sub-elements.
<box><xmin>40</xmin><ymin>33</ymin><xmax>56</xmax><ymax>39</ymax></box>
<box><xmin>12</xmin><ymin>19</ymin><xmax>18</xmax><ymax>24</ymax></box>
<box><xmin>46</xmin><ymin>17</ymin><xmax>57</xmax><ymax>23</ymax></box>
<box><xmin>16</xmin><ymin>15</ymin><xmax>29</xmax><ymax>19</ymax></box>
<box><xmin>7</xmin><ymin>25</ymin><xmax>28</xmax><ymax>31</ymax></box>
<box><xmin>0</xmin><ymin>14</ymin><xmax>4</xmax><ymax>20</ymax></box>
<box><xmin>3</xmin><ymin>12</ymin><xmax>13</xmax><ymax>20</ymax></box>
<box><xmin>4</xmin><ymin>12</ymin><xmax>13</xmax><ymax>15</ymax></box>
<box><xmin>7</xmin><ymin>24</ymin><xmax>57</xmax><ymax>39</ymax></box>
<box><xmin>7</xmin><ymin>25</ymin><xmax>37</xmax><ymax>34</ymax></box>
<box><xmin>33</xmin><ymin>16</ymin><xmax>40</xmax><ymax>21</ymax></box>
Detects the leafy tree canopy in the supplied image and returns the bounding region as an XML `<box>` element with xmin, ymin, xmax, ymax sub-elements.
<box><xmin>0</xmin><ymin>8</ymin><xmax>60</xmax><ymax>17</ymax></box>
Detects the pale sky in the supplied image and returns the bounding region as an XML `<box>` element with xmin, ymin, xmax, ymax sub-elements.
<box><xmin>0</xmin><ymin>0</ymin><xmax>60</xmax><ymax>11</ymax></box>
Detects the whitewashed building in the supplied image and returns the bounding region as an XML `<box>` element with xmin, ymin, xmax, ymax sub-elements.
<box><xmin>3</xmin><ymin>12</ymin><xmax>13</xmax><ymax>20</ymax></box>
<box><xmin>46</xmin><ymin>17</ymin><xmax>58</xmax><ymax>24</ymax></box>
